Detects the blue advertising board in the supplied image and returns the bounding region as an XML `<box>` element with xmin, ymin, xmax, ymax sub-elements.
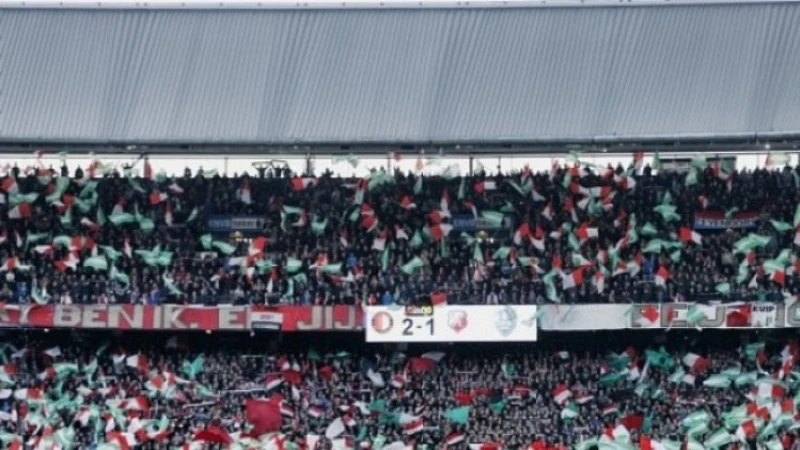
<box><xmin>205</xmin><ymin>215</ymin><xmax>266</xmax><ymax>233</ymax></box>
<box><xmin>451</xmin><ymin>214</ymin><xmax>512</xmax><ymax>232</ymax></box>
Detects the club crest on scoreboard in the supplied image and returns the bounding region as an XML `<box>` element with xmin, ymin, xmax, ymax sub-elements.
<box><xmin>447</xmin><ymin>310</ymin><xmax>468</xmax><ymax>333</ymax></box>
<box><xmin>370</xmin><ymin>311</ymin><xmax>394</xmax><ymax>334</ymax></box>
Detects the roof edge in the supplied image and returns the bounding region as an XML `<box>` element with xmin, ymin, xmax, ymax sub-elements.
<box><xmin>1</xmin><ymin>0</ymin><xmax>799</xmax><ymax>10</ymax></box>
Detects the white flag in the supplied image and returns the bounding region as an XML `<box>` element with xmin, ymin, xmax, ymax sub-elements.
<box><xmin>325</xmin><ymin>418</ymin><xmax>345</xmax><ymax>439</ymax></box>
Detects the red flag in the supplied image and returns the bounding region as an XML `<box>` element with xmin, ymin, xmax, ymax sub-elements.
<box><xmin>143</xmin><ymin>158</ymin><xmax>153</xmax><ymax>180</ymax></box>
<box><xmin>621</xmin><ymin>414</ymin><xmax>644</xmax><ymax>431</ymax></box>
<box><xmin>407</xmin><ymin>357</ymin><xmax>436</xmax><ymax>373</ymax></box>
<box><xmin>431</xmin><ymin>292</ymin><xmax>447</xmax><ymax>306</ymax></box>
<box><xmin>726</xmin><ymin>304</ymin><xmax>752</xmax><ymax>327</ymax></box>
<box><xmin>640</xmin><ymin>436</ymin><xmax>653</xmax><ymax>450</ymax></box>
<box><xmin>454</xmin><ymin>392</ymin><xmax>473</xmax><ymax>405</ymax></box>
<box><xmin>246</xmin><ymin>399</ymin><xmax>282</xmax><ymax>436</ymax></box>
<box><xmin>193</xmin><ymin>425</ymin><xmax>233</xmax><ymax>444</ymax></box>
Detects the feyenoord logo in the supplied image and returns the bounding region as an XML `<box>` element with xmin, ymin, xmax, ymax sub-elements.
<box><xmin>371</xmin><ymin>312</ymin><xmax>394</xmax><ymax>334</ymax></box>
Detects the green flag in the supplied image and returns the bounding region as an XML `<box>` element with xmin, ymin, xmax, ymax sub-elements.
<box><xmin>501</xmin><ymin>362</ymin><xmax>517</xmax><ymax>378</ymax></box>
<box><xmin>493</xmin><ymin>246</ymin><xmax>511</xmax><ymax>260</ymax></box>
<box><xmin>200</xmin><ymin>234</ymin><xmax>213</xmax><ymax>250</ymax></box>
<box><xmin>770</xmin><ymin>220</ymin><xmax>793</xmax><ymax>233</ymax></box>
<box><xmin>489</xmin><ymin>399</ymin><xmax>507</xmax><ymax>414</ymax></box>
<box><xmin>285</xmin><ymin>258</ymin><xmax>303</xmax><ymax>274</ymax></box>
<box><xmin>690</xmin><ymin>155</ymin><xmax>707</xmax><ymax>169</ymax></box>
<box><xmin>473</xmin><ymin>245</ymin><xmax>485</xmax><ymax>264</ymax></box>
<box><xmin>186</xmin><ymin>207</ymin><xmax>199</xmax><ymax>223</ymax></box>
<box><xmin>685</xmin><ymin>169</ymin><xmax>698</xmax><ymax>186</ymax></box>
<box><xmin>100</xmin><ymin>246</ymin><xmax>122</xmax><ymax>262</ymax></box>
<box><xmin>561</xmin><ymin>402</ymin><xmax>579</xmax><ymax>421</ymax></box>
<box><xmin>211</xmin><ymin>241</ymin><xmax>237</xmax><ymax>255</ymax></box>
<box><xmin>645</xmin><ymin>348</ymin><xmax>674</xmax><ymax>369</ymax></box>
<box><xmin>682</xmin><ymin>410</ymin><xmax>711</xmax><ymax>428</ymax></box>
<box><xmin>640</xmin><ymin>223</ymin><xmax>658</xmax><ymax>236</ymax></box>
<box><xmin>401</xmin><ymin>257</ymin><xmax>424</xmax><ymax>275</ymax></box>
<box><xmin>311</xmin><ymin>216</ymin><xmax>328</xmax><ymax>235</ymax></box>
<box><xmin>163</xmin><ymin>274</ymin><xmax>184</xmax><ymax>295</ymax></box>
<box><xmin>480</xmin><ymin>211</ymin><xmax>505</xmax><ymax>227</ymax></box>
<box><xmin>109</xmin><ymin>213</ymin><xmax>135</xmax><ymax>226</ymax></box>
<box><xmin>181</xmin><ymin>355</ymin><xmax>204</xmax><ymax>380</ymax></box>
<box><xmin>409</xmin><ymin>231</ymin><xmax>423</xmax><ymax>247</ymax></box>
<box><xmin>322</xmin><ymin>263</ymin><xmax>342</xmax><ymax>274</ymax></box>
<box><xmin>599</xmin><ymin>372</ymin><xmax>625</xmax><ymax>387</ymax></box>
<box><xmin>702</xmin><ymin>374</ymin><xmax>731</xmax><ymax>389</ymax></box>
<box><xmin>734</xmin><ymin>371</ymin><xmax>758</xmax><ymax>387</ymax></box>
<box><xmin>83</xmin><ymin>256</ymin><xmax>108</xmax><ymax>271</ymax></box>
<box><xmin>60</xmin><ymin>208</ymin><xmax>73</xmax><ymax>227</ymax></box>
<box><xmin>744</xmin><ymin>342</ymin><xmax>765</xmax><ymax>360</ymax></box>
<box><xmin>442</xmin><ymin>406</ymin><xmax>470</xmax><ymax>425</ymax></box>
<box><xmin>109</xmin><ymin>266</ymin><xmax>130</xmax><ymax>286</ymax></box>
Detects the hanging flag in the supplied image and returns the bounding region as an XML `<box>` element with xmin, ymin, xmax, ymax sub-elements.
<box><xmin>682</xmin><ymin>353</ymin><xmax>709</xmax><ymax>373</ymax></box>
<box><xmin>7</xmin><ymin>204</ymin><xmax>32</xmax><ymax>220</ymax></box>
<box><xmin>403</xmin><ymin>418</ymin><xmax>424</xmax><ymax>435</ymax></box>
<box><xmin>474</xmin><ymin>180</ymin><xmax>496</xmax><ymax>194</ymax></box>
<box><xmin>680</xmin><ymin>227</ymin><xmax>703</xmax><ymax>245</ymax></box>
<box><xmin>149</xmin><ymin>191</ymin><xmax>168</xmax><ymax>205</ymax></box>
<box><xmin>562</xmin><ymin>268</ymin><xmax>585</xmax><ymax>289</ymax></box>
<box><xmin>552</xmin><ymin>385</ymin><xmax>572</xmax><ymax>405</ymax></box>
<box><xmin>290</xmin><ymin>176</ymin><xmax>316</xmax><ymax>192</ymax></box>
<box><xmin>576</xmin><ymin>225</ymin><xmax>598</xmax><ymax>243</ymax></box>
<box><xmin>765</xmin><ymin>152</ymin><xmax>790</xmax><ymax>168</ymax></box>
<box><xmin>655</xmin><ymin>266</ymin><xmax>670</xmax><ymax>287</ymax></box>
<box><xmin>125</xmin><ymin>354</ymin><xmax>148</xmax><ymax>373</ymax></box>
<box><xmin>143</xmin><ymin>158</ymin><xmax>153</xmax><ymax>180</ymax></box>
<box><xmin>633</xmin><ymin>150</ymin><xmax>644</xmax><ymax>172</ymax></box>
<box><xmin>238</xmin><ymin>179</ymin><xmax>252</xmax><ymax>204</ymax></box>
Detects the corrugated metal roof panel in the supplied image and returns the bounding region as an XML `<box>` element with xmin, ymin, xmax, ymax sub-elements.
<box><xmin>0</xmin><ymin>5</ymin><xmax>799</xmax><ymax>143</ymax></box>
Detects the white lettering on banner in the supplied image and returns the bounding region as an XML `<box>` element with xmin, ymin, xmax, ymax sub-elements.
<box><xmin>54</xmin><ymin>305</ymin><xmax>81</xmax><ymax>327</ymax></box>
<box><xmin>538</xmin><ymin>304</ymin><xmax>629</xmax><ymax>330</ymax></box>
<box><xmin>220</xmin><ymin>307</ymin><xmax>250</xmax><ymax>330</ymax></box>
<box><xmin>534</xmin><ymin>303</ymin><xmax>800</xmax><ymax>331</ymax></box>
<box><xmin>81</xmin><ymin>305</ymin><xmax>106</xmax><ymax>328</ymax></box>
<box><xmin>365</xmin><ymin>305</ymin><xmax>538</xmax><ymax>343</ymax></box>
<box><xmin>296</xmin><ymin>306</ymin><xmax>360</xmax><ymax>331</ymax></box>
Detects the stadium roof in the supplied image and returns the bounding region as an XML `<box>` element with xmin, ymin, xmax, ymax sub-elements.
<box><xmin>1</xmin><ymin>1</ymin><xmax>799</xmax><ymax>146</ymax></box>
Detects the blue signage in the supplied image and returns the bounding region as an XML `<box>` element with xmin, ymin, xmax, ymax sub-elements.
<box><xmin>205</xmin><ymin>215</ymin><xmax>266</xmax><ymax>233</ymax></box>
<box><xmin>451</xmin><ymin>214</ymin><xmax>512</xmax><ymax>232</ymax></box>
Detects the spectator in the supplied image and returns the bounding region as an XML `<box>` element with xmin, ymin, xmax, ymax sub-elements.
<box><xmin>0</xmin><ymin>330</ymin><xmax>796</xmax><ymax>449</ymax></box>
<box><xmin>0</xmin><ymin>154</ymin><xmax>798</xmax><ymax>307</ymax></box>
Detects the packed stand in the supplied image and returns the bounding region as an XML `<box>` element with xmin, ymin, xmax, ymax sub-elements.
<box><xmin>1</xmin><ymin>152</ymin><xmax>799</xmax><ymax>307</ymax></box>
<box><xmin>0</xmin><ymin>330</ymin><xmax>798</xmax><ymax>449</ymax></box>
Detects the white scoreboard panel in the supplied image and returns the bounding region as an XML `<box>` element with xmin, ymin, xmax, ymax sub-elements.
<box><xmin>365</xmin><ymin>305</ymin><xmax>538</xmax><ymax>343</ymax></box>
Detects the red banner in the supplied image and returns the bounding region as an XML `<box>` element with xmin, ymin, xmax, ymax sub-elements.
<box><xmin>277</xmin><ymin>306</ymin><xmax>363</xmax><ymax>332</ymax></box>
<box><xmin>0</xmin><ymin>305</ymin><xmax>364</xmax><ymax>332</ymax></box>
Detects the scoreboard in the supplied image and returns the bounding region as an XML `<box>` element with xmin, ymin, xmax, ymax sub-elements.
<box><xmin>365</xmin><ymin>305</ymin><xmax>538</xmax><ymax>343</ymax></box>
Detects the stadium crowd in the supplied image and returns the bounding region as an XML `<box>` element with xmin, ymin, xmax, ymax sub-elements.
<box><xmin>1</xmin><ymin>153</ymin><xmax>800</xmax><ymax>306</ymax></box>
<box><xmin>0</xmin><ymin>330</ymin><xmax>797</xmax><ymax>449</ymax></box>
